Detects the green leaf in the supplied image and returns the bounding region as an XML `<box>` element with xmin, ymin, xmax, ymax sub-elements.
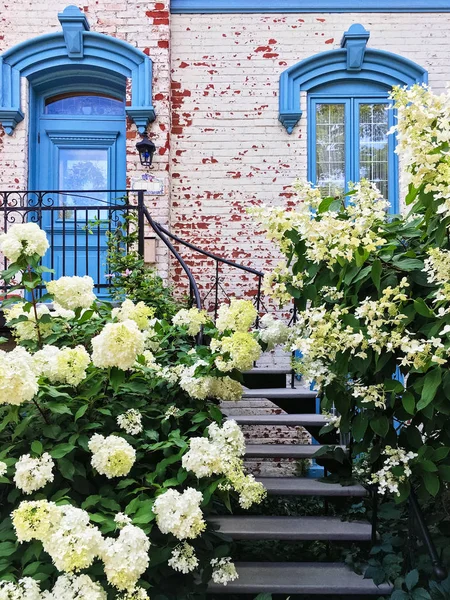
<box><xmin>417</xmin><ymin>368</ymin><xmax>442</xmax><ymax>411</ymax></box>
<box><xmin>406</xmin><ymin>569</ymin><xmax>419</xmax><ymax>591</ymax></box>
<box><xmin>50</xmin><ymin>443</ymin><xmax>75</xmax><ymax>459</ymax></box>
<box><xmin>75</xmin><ymin>404</ymin><xmax>89</xmax><ymax>422</ymax></box>
<box><xmin>352</xmin><ymin>412</ymin><xmax>369</xmax><ymax>442</ymax></box>
<box><xmin>370</xmin><ymin>416</ymin><xmax>389</xmax><ymax>438</ymax></box>
<box><xmin>414</xmin><ymin>298</ymin><xmax>434</xmax><ymax>318</ymax></box>
<box><xmin>46</xmin><ymin>402</ymin><xmax>72</xmax><ymax>416</ymax></box>
<box><xmin>391</xmin><ymin>591</ymin><xmax>409</xmax><ymax>600</ymax></box>
<box><xmin>0</xmin><ymin>542</ymin><xmax>16</xmax><ymax>557</ymax></box>
<box><xmin>402</xmin><ymin>392</ymin><xmax>415</xmax><ymax>415</ymax></box>
<box><xmin>438</xmin><ymin>464</ymin><xmax>450</xmax><ymax>481</ymax></box>
<box><xmin>371</xmin><ymin>259</ymin><xmax>382</xmax><ymax>290</ymax></box>
<box><xmin>58</xmin><ymin>458</ymin><xmax>75</xmax><ymax>481</ymax></box>
<box><xmin>31</xmin><ymin>441</ymin><xmax>43</xmax><ymax>456</ymax></box>
<box><xmin>420</xmin><ymin>460</ymin><xmax>438</xmax><ymax>472</ymax></box>
<box><xmin>392</xmin><ymin>257</ymin><xmax>424</xmax><ymax>271</ymax></box>
<box><xmin>412</xmin><ymin>589</ymin><xmax>431</xmax><ymax>600</ymax></box>
<box><xmin>423</xmin><ymin>472</ymin><xmax>440</xmax><ymax>496</ymax></box>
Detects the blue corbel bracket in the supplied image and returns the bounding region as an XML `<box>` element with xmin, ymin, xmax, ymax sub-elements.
<box><xmin>0</xmin><ymin>108</ymin><xmax>24</xmax><ymax>135</ymax></box>
<box><xmin>341</xmin><ymin>23</ymin><xmax>370</xmax><ymax>72</ymax></box>
<box><xmin>278</xmin><ymin>110</ymin><xmax>303</xmax><ymax>135</ymax></box>
<box><xmin>126</xmin><ymin>106</ymin><xmax>157</xmax><ymax>134</ymax></box>
<box><xmin>58</xmin><ymin>5</ymin><xmax>90</xmax><ymax>59</ymax></box>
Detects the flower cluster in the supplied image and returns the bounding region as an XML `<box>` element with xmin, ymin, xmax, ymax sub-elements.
<box><xmin>178</xmin><ymin>363</ymin><xmax>243</xmax><ymax>401</ymax></box>
<box><xmin>112</xmin><ymin>299</ymin><xmax>155</xmax><ymax>330</ymax></box>
<box><xmin>89</xmin><ymin>434</ymin><xmax>136</xmax><ymax>479</ymax></box>
<box><xmin>0</xmin><ymin>346</ymin><xmax>38</xmax><ymax>406</ymax></box>
<box><xmin>172</xmin><ymin>307</ymin><xmax>210</xmax><ymax>336</ymax></box>
<box><xmin>153</xmin><ymin>487</ymin><xmax>206</xmax><ymax>540</ymax></box>
<box><xmin>0</xmin><ymin>223</ymin><xmax>49</xmax><ymax>263</ymax></box>
<box><xmin>210</xmin><ymin>557</ymin><xmax>239</xmax><ymax>586</ymax></box>
<box><xmin>370</xmin><ymin>446</ymin><xmax>417</xmax><ymax>496</ymax></box>
<box><xmin>14</xmin><ymin>452</ymin><xmax>54</xmax><ymax>495</ymax></box>
<box><xmin>117</xmin><ymin>409</ymin><xmax>143</xmax><ymax>435</ymax></box>
<box><xmin>424</xmin><ymin>247</ymin><xmax>450</xmax><ymax>304</ymax></box>
<box><xmin>182</xmin><ymin>421</ymin><xmax>266</xmax><ymax>509</ymax></box>
<box><xmin>33</xmin><ymin>344</ymin><xmax>90</xmax><ymax>386</ymax></box>
<box><xmin>352</xmin><ymin>383</ymin><xmax>387</xmax><ymax>410</ymax></box>
<box><xmin>212</xmin><ymin>332</ymin><xmax>262</xmax><ymax>372</ymax></box>
<box><xmin>47</xmin><ymin>275</ymin><xmax>96</xmax><ymax>310</ymax></box>
<box><xmin>262</xmin><ymin>261</ymin><xmax>300</xmax><ymax>307</ymax></box>
<box><xmin>168</xmin><ymin>542</ymin><xmax>199</xmax><ymax>574</ymax></box>
<box><xmin>5</xmin><ymin>303</ymin><xmax>54</xmax><ymax>342</ymax></box>
<box><xmin>92</xmin><ymin>320</ymin><xmax>145</xmax><ymax>370</ymax></box>
<box><xmin>0</xmin><ymin>577</ymin><xmax>42</xmax><ymax>600</ymax></box>
<box><xmin>41</xmin><ymin>574</ymin><xmax>107</xmax><ymax>600</ymax></box>
<box><xmin>216</xmin><ymin>298</ymin><xmax>257</xmax><ymax>332</ymax></box>
<box><xmin>257</xmin><ymin>313</ymin><xmax>290</xmax><ymax>350</ymax></box>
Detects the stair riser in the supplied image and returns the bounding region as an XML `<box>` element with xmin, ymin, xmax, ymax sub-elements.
<box><xmin>210</xmin><ymin>533</ymin><xmax>372</xmax><ymax>542</ymax></box>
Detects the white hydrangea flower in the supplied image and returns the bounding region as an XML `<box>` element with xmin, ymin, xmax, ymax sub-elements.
<box><xmin>41</xmin><ymin>574</ymin><xmax>107</xmax><ymax>600</ymax></box>
<box><xmin>0</xmin><ymin>461</ymin><xmax>7</xmax><ymax>477</ymax></box>
<box><xmin>0</xmin><ymin>347</ymin><xmax>39</xmax><ymax>406</ymax></box>
<box><xmin>14</xmin><ymin>452</ymin><xmax>54</xmax><ymax>495</ymax></box>
<box><xmin>216</xmin><ymin>299</ymin><xmax>257</xmax><ymax>332</ymax></box>
<box><xmin>12</xmin><ymin>499</ymin><xmax>61</xmax><ymax>543</ymax></box>
<box><xmin>371</xmin><ymin>445</ymin><xmax>417</xmax><ymax>496</ymax></box>
<box><xmin>213</xmin><ymin>332</ymin><xmax>261</xmax><ymax>372</ymax></box>
<box><xmin>51</xmin><ymin>303</ymin><xmax>76</xmax><ymax>320</ymax></box>
<box><xmin>153</xmin><ymin>488</ymin><xmax>206</xmax><ymax>540</ymax></box>
<box><xmin>210</xmin><ymin>557</ymin><xmax>239</xmax><ymax>586</ymax></box>
<box><xmin>88</xmin><ymin>434</ymin><xmax>136</xmax><ymax>478</ymax></box>
<box><xmin>168</xmin><ymin>542</ymin><xmax>199</xmax><ymax>574</ymax></box>
<box><xmin>172</xmin><ymin>307</ymin><xmax>210</xmax><ymax>336</ymax></box>
<box><xmin>0</xmin><ymin>577</ymin><xmax>42</xmax><ymax>600</ymax></box>
<box><xmin>42</xmin><ymin>505</ymin><xmax>104</xmax><ymax>572</ymax></box>
<box><xmin>182</xmin><ymin>437</ymin><xmax>222</xmax><ymax>478</ymax></box>
<box><xmin>352</xmin><ymin>383</ymin><xmax>387</xmax><ymax>409</ymax></box>
<box><xmin>208</xmin><ymin>421</ymin><xmax>246</xmax><ymax>459</ymax></box>
<box><xmin>112</xmin><ymin>299</ymin><xmax>155</xmax><ymax>330</ymax></box>
<box><xmin>114</xmin><ymin>512</ymin><xmax>132</xmax><ymax>528</ymax></box>
<box><xmin>91</xmin><ymin>320</ymin><xmax>145</xmax><ymax>370</ymax></box>
<box><xmin>101</xmin><ymin>522</ymin><xmax>150</xmax><ymax>591</ymax></box>
<box><xmin>4</xmin><ymin>303</ymin><xmax>54</xmax><ymax>342</ymax></box>
<box><xmin>0</xmin><ymin>222</ymin><xmax>49</xmax><ymax>262</ymax></box>
<box><xmin>33</xmin><ymin>344</ymin><xmax>90</xmax><ymax>386</ymax></box>
<box><xmin>47</xmin><ymin>275</ymin><xmax>96</xmax><ymax>310</ymax></box>
<box><xmin>257</xmin><ymin>313</ymin><xmax>290</xmax><ymax>350</ymax></box>
<box><xmin>117</xmin><ymin>409</ymin><xmax>143</xmax><ymax>435</ymax></box>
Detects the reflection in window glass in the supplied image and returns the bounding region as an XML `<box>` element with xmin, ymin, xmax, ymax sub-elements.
<box><xmin>45</xmin><ymin>95</ymin><xmax>125</xmax><ymax>116</ymax></box>
<box><xmin>315</xmin><ymin>104</ymin><xmax>346</xmax><ymax>197</ymax></box>
<box><xmin>359</xmin><ymin>103</ymin><xmax>389</xmax><ymax>200</ymax></box>
<box><xmin>59</xmin><ymin>148</ymin><xmax>108</xmax><ymax>209</ymax></box>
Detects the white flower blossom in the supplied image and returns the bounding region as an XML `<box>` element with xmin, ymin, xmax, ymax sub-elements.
<box><xmin>89</xmin><ymin>434</ymin><xmax>136</xmax><ymax>479</ymax></box>
<box><xmin>0</xmin><ymin>223</ymin><xmax>49</xmax><ymax>262</ymax></box>
<box><xmin>257</xmin><ymin>313</ymin><xmax>290</xmax><ymax>350</ymax></box>
<box><xmin>12</xmin><ymin>499</ymin><xmax>61</xmax><ymax>543</ymax></box>
<box><xmin>0</xmin><ymin>461</ymin><xmax>7</xmax><ymax>478</ymax></box>
<box><xmin>92</xmin><ymin>320</ymin><xmax>145</xmax><ymax>370</ymax></box>
<box><xmin>117</xmin><ymin>409</ymin><xmax>143</xmax><ymax>435</ymax></box>
<box><xmin>41</xmin><ymin>574</ymin><xmax>107</xmax><ymax>600</ymax></box>
<box><xmin>210</xmin><ymin>557</ymin><xmax>239</xmax><ymax>586</ymax></box>
<box><xmin>172</xmin><ymin>307</ymin><xmax>210</xmax><ymax>336</ymax></box>
<box><xmin>153</xmin><ymin>488</ymin><xmax>206</xmax><ymax>540</ymax></box>
<box><xmin>371</xmin><ymin>446</ymin><xmax>417</xmax><ymax>496</ymax></box>
<box><xmin>14</xmin><ymin>452</ymin><xmax>54</xmax><ymax>495</ymax></box>
<box><xmin>168</xmin><ymin>542</ymin><xmax>199</xmax><ymax>574</ymax></box>
<box><xmin>0</xmin><ymin>577</ymin><xmax>42</xmax><ymax>600</ymax></box>
<box><xmin>216</xmin><ymin>299</ymin><xmax>257</xmax><ymax>332</ymax></box>
<box><xmin>0</xmin><ymin>347</ymin><xmax>38</xmax><ymax>406</ymax></box>
<box><xmin>112</xmin><ymin>299</ymin><xmax>155</xmax><ymax>330</ymax></box>
<box><xmin>47</xmin><ymin>275</ymin><xmax>96</xmax><ymax>310</ymax></box>
<box><xmin>33</xmin><ymin>344</ymin><xmax>90</xmax><ymax>386</ymax></box>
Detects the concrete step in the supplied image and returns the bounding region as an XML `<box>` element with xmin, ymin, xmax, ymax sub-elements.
<box><xmin>257</xmin><ymin>477</ymin><xmax>367</xmax><ymax>497</ymax></box>
<box><xmin>242</xmin><ymin>387</ymin><xmax>316</xmax><ymax>400</ymax></box>
<box><xmin>209</xmin><ymin>515</ymin><xmax>372</xmax><ymax>541</ymax></box>
<box><xmin>208</xmin><ymin>562</ymin><xmax>392</xmax><ymax>595</ymax></box>
<box><xmin>245</xmin><ymin>444</ymin><xmax>345</xmax><ymax>459</ymax></box>
<box><xmin>243</xmin><ymin>368</ymin><xmax>294</xmax><ymax>375</ymax></box>
<box><xmin>230</xmin><ymin>414</ymin><xmax>327</xmax><ymax>426</ymax></box>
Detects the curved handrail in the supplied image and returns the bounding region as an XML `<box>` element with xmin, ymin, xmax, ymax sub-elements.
<box><xmin>142</xmin><ymin>208</ymin><xmax>202</xmax><ymax>311</ymax></box>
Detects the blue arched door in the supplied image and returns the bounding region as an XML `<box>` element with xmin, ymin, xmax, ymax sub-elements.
<box><xmin>30</xmin><ymin>91</ymin><xmax>126</xmax><ymax>291</ymax></box>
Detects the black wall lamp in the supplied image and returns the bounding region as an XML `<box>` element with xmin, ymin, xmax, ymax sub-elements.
<box><xmin>136</xmin><ymin>132</ymin><xmax>156</xmax><ymax>168</ymax></box>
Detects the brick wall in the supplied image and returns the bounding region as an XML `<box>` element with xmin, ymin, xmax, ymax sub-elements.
<box><xmin>169</xmin><ymin>12</ymin><xmax>450</xmax><ymax>291</ymax></box>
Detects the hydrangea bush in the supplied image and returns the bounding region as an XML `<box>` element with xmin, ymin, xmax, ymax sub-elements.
<box><xmin>0</xmin><ymin>226</ymin><xmax>288</xmax><ymax>599</ymax></box>
<box><xmin>252</xmin><ymin>84</ymin><xmax>450</xmax><ymax>503</ymax></box>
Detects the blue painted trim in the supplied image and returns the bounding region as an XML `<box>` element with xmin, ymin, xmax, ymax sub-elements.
<box><xmin>171</xmin><ymin>0</ymin><xmax>450</xmax><ymax>12</ymax></box>
<box><xmin>279</xmin><ymin>24</ymin><xmax>428</xmax><ymax>133</ymax></box>
<box><xmin>0</xmin><ymin>6</ymin><xmax>155</xmax><ymax>135</ymax></box>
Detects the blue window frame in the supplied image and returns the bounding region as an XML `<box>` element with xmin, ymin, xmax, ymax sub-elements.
<box><xmin>308</xmin><ymin>94</ymin><xmax>398</xmax><ymax>212</ymax></box>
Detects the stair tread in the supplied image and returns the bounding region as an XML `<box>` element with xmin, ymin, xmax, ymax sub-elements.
<box><xmin>257</xmin><ymin>477</ymin><xmax>367</xmax><ymax>497</ymax></box>
<box><xmin>209</xmin><ymin>515</ymin><xmax>372</xmax><ymax>541</ymax></box>
<box><xmin>242</xmin><ymin>387</ymin><xmax>316</xmax><ymax>399</ymax></box>
<box><xmin>230</xmin><ymin>414</ymin><xmax>328</xmax><ymax>426</ymax></box>
<box><xmin>243</xmin><ymin>368</ymin><xmax>294</xmax><ymax>375</ymax></box>
<box><xmin>208</xmin><ymin>562</ymin><xmax>392</xmax><ymax>594</ymax></box>
<box><xmin>245</xmin><ymin>444</ymin><xmax>345</xmax><ymax>458</ymax></box>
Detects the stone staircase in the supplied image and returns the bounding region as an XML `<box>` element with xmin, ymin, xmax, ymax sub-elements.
<box><xmin>211</xmin><ymin>367</ymin><xmax>393</xmax><ymax>597</ymax></box>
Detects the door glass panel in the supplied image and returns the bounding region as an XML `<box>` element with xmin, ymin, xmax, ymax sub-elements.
<box><xmin>45</xmin><ymin>95</ymin><xmax>124</xmax><ymax>116</ymax></box>
<box><xmin>315</xmin><ymin>103</ymin><xmax>346</xmax><ymax>197</ymax></box>
<box><xmin>359</xmin><ymin>103</ymin><xmax>389</xmax><ymax>200</ymax></box>
<box><xmin>58</xmin><ymin>148</ymin><xmax>108</xmax><ymax>216</ymax></box>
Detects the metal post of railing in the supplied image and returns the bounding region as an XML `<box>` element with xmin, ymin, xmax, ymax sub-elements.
<box><xmin>137</xmin><ymin>190</ymin><xmax>145</xmax><ymax>258</ymax></box>
<box><xmin>409</xmin><ymin>489</ymin><xmax>447</xmax><ymax>581</ymax></box>
<box><xmin>371</xmin><ymin>486</ymin><xmax>378</xmax><ymax>545</ymax></box>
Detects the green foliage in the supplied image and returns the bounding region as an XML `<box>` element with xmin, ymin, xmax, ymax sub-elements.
<box><xmin>106</xmin><ymin>212</ymin><xmax>184</xmax><ymax>320</ymax></box>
